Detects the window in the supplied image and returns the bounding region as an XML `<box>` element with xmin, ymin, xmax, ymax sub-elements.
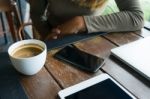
<box><xmin>103</xmin><ymin>0</ymin><xmax>150</xmax><ymax>22</ymax></box>
<box><xmin>140</xmin><ymin>0</ymin><xmax>150</xmax><ymax>22</ymax></box>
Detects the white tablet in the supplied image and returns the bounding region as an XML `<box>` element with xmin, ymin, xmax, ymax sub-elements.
<box><xmin>58</xmin><ymin>74</ymin><xmax>137</xmax><ymax>99</ymax></box>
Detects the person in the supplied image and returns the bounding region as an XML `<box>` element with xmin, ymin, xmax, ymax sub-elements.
<box><xmin>28</xmin><ymin>0</ymin><xmax>144</xmax><ymax>40</ymax></box>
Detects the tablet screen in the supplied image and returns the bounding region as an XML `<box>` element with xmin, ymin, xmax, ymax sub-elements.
<box><xmin>65</xmin><ymin>79</ymin><xmax>132</xmax><ymax>99</ymax></box>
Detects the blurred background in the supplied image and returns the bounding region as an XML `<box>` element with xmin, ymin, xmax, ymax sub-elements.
<box><xmin>0</xmin><ymin>0</ymin><xmax>150</xmax><ymax>51</ymax></box>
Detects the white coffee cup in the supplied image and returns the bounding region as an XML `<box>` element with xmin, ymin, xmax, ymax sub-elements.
<box><xmin>8</xmin><ymin>39</ymin><xmax>47</xmax><ymax>75</ymax></box>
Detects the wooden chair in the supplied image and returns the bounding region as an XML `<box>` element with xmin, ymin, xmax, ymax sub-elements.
<box><xmin>18</xmin><ymin>0</ymin><xmax>49</xmax><ymax>41</ymax></box>
<box><xmin>18</xmin><ymin>22</ymin><xmax>51</xmax><ymax>41</ymax></box>
<box><xmin>0</xmin><ymin>0</ymin><xmax>22</xmax><ymax>42</ymax></box>
<box><xmin>18</xmin><ymin>22</ymin><xmax>36</xmax><ymax>40</ymax></box>
<box><xmin>0</xmin><ymin>12</ymin><xmax>7</xmax><ymax>43</ymax></box>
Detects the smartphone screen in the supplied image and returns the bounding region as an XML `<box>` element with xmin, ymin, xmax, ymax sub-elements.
<box><xmin>54</xmin><ymin>46</ymin><xmax>105</xmax><ymax>72</ymax></box>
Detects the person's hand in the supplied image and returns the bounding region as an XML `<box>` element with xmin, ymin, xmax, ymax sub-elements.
<box><xmin>46</xmin><ymin>16</ymin><xmax>87</xmax><ymax>40</ymax></box>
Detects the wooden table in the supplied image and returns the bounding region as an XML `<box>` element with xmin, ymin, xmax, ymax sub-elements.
<box><xmin>20</xmin><ymin>29</ymin><xmax>150</xmax><ymax>99</ymax></box>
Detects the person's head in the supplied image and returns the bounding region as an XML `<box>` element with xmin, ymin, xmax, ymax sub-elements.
<box><xmin>71</xmin><ymin>0</ymin><xmax>108</xmax><ymax>10</ymax></box>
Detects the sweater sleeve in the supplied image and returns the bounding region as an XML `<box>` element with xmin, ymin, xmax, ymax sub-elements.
<box><xmin>84</xmin><ymin>0</ymin><xmax>144</xmax><ymax>33</ymax></box>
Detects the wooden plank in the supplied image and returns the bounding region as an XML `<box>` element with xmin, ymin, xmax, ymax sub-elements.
<box><xmin>75</xmin><ymin>36</ymin><xmax>116</xmax><ymax>58</ymax></box>
<box><xmin>20</xmin><ymin>67</ymin><xmax>61</xmax><ymax>99</ymax></box>
<box><xmin>102</xmin><ymin>57</ymin><xmax>150</xmax><ymax>99</ymax></box>
<box><xmin>44</xmin><ymin>36</ymin><xmax>112</xmax><ymax>88</ymax></box>
<box><xmin>45</xmin><ymin>49</ymin><xmax>103</xmax><ymax>88</ymax></box>
<box><xmin>103</xmin><ymin>32</ymin><xmax>142</xmax><ymax>46</ymax></box>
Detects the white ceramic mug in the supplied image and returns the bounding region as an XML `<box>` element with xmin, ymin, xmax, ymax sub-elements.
<box><xmin>8</xmin><ymin>39</ymin><xmax>47</xmax><ymax>75</ymax></box>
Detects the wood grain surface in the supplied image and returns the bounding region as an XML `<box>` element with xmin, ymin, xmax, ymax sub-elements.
<box><xmin>20</xmin><ymin>29</ymin><xmax>150</xmax><ymax>99</ymax></box>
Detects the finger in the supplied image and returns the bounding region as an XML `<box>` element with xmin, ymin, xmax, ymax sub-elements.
<box><xmin>51</xmin><ymin>28</ymin><xmax>61</xmax><ymax>34</ymax></box>
<box><xmin>45</xmin><ymin>32</ymin><xmax>58</xmax><ymax>40</ymax></box>
<box><xmin>53</xmin><ymin>35</ymin><xmax>58</xmax><ymax>39</ymax></box>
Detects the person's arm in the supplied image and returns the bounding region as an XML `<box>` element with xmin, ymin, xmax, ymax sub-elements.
<box><xmin>47</xmin><ymin>0</ymin><xmax>144</xmax><ymax>40</ymax></box>
<box><xmin>84</xmin><ymin>0</ymin><xmax>144</xmax><ymax>33</ymax></box>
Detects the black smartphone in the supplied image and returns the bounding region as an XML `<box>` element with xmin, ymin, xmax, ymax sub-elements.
<box><xmin>54</xmin><ymin>46</ymin><xmax>105</xmax><ymax>72</ymax></box>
